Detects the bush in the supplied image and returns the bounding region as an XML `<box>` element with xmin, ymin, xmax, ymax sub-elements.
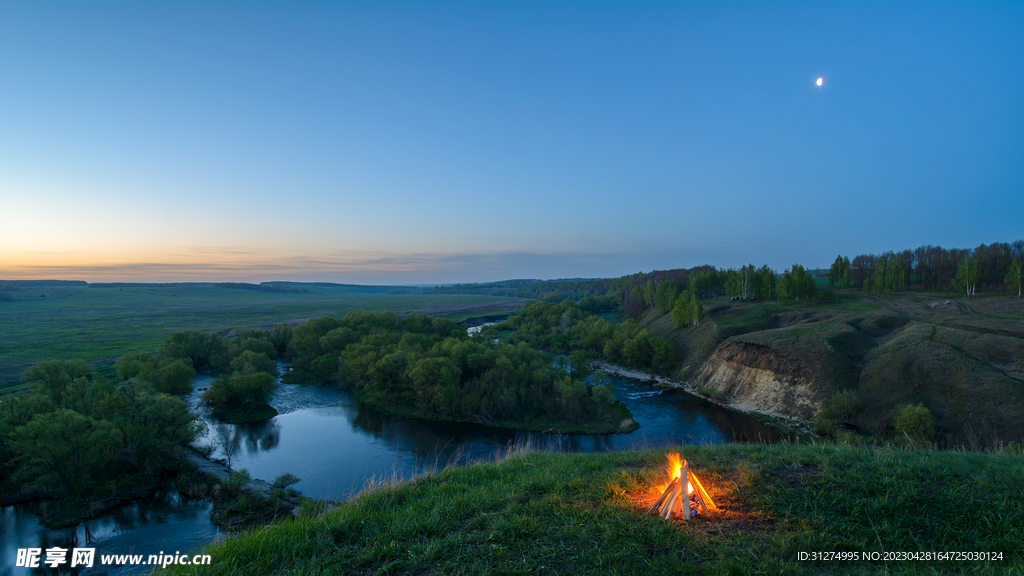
<box><xmin>697</xmin><ymin>386</ymin><xmax>720</xmax><ymax>399</ymax></box>
<box><xmin>893</xmin><ymin>403</ymin><xmax>935</xmax><ymax>440</ymax></box>
<box><xmin>828</xmin><ymin>389</ymin><xmax>859</xmax><ymax>421</ymax></box>
<box><xmin>225</xmin><ymin>468</ymin><xmax>251</xmax><ymax>492</ymax></box>
<box><xmin>813</xmin><ymin>410</ymin><xmax>837</xmax><ymax>436</ymax></box>
<box><xmin>272</xmin><ymin>473</ymin><xmax>301</xmax><ymax>490</ymax></box>
<box><xmin>814</xmin><ymin>389</ymin><xmax>861</xmax><ymax>437</ymax></box>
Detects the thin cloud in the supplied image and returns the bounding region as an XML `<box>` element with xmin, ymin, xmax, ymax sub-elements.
<box><xmin>0</xmin><ymin>248</ymin><xmax>689</xmax><ymax>284</ymax></box>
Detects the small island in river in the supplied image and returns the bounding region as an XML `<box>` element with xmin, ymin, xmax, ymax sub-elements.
<box><xmin>279</xmin><ymin>312</ymin><xmax>638</xmax><ymax>434</ymax></box>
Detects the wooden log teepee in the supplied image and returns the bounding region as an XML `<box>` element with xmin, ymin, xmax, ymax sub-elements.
<box><xmin>646</xmin><ymin>458</ymin><xmax>717</xmax><ymax>521</ymax></box>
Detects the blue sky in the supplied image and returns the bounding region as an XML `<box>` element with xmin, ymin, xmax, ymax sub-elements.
<box><xmin>1</xmin><ymin>2</ymin><xmax>1022</xmax><ymax>283</ymax></box>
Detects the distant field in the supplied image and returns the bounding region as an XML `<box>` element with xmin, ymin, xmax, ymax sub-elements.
<box><xmin>0</xmin><ymin>284</ymin><xmax>526</xmax><ymax>386</ymax></box>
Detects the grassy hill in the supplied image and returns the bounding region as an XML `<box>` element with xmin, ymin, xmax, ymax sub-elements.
<box><xmin>640</xmin><ymin>292</ymin><xmax>1024</xmax><ymax>446</ymax></box>
<box><xmin>160</xmin><ymin>442</ymin><xmax>1023</xmax><ymax>575</ymax></box>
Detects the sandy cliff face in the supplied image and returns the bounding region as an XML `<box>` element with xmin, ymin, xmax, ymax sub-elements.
<box><xmin>693</xmin><ymin>341</ymin><xmax>827</xmax><ymax>420</ymax></box>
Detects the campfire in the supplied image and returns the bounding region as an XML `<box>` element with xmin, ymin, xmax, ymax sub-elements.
<box><xmin>646</xmin><ymin>453</ymin><xmax>717</xmax><ymax>521</ymax></box>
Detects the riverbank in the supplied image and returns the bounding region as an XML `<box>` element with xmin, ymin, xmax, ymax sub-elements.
<box><xmin>159</xmin><ymin>442</ymin><xmax>1024</xmax><ymax>575</ymax></box>
<box><xmin>592</xmin><ymin>361</ymin><xmax>813</xmax><ymax>438</ymax></box>
<box><xmin>185</xmin><ymin>453</ymin><xmax>274</xmax><ymax>494</ymax></box>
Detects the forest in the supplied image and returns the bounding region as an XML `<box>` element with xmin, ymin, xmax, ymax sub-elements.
<box><xmin>0</xmin><ymin>359</ymin><xmax>203</xmax><ymax>525</ymax></box>
<box><xmin>283</xmin><ymin>312</ymin><xmax>634</xmax><ymax>433</ymax></box>
<box><xmin>496</xmin><ymin>297</ymin><xmax>680</xmax><ymax>375</ymax></box>
<box><xmin>423</xmin><ymin>241</ymin><xmax>1024</xmax><ymax>318</ymax></box>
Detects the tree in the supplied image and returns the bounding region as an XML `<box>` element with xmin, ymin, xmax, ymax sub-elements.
<box><xmin>212</xmin><ymin>422</ymin><xmax>240</xmax><ymax>469</ymax></box>
<box><xmin>778</xmin><ymin>264</ymin><xmax>816</xmax><ymax>302</ymax></box>
<box><xmin>828</xmin><ymin>255</ymin><xmax>845</xmax><ymax>287</ymax></box>
<box><xmin>889</xmin><ymin>252</ymin><xmax>907</xmax><ymax>292</ymax></box>
<box><xmin>723</xmin><ymin>265</ymin><xmax>756</xmax><ymax>300</ymax></box>
<box><xmin>568</xmin><ymin>351</ymin><xmax>591</xmax><ymax>379</ymax></box>
<box><xmin>872</xmin><ymin>255</ymin><xmax>889</xmax><ymax>297</ymax></box>
<box><xmin>689</xmin><ymin>268</ymin><xmax>725</xmax><ymax>299</ymax></box>
<box><xmin>9</xmin><ymin>409</ymin><xmax>120</xmax><ymax>498</ymax></box>
<box><xmin>1006</xmin><ymin>259</ymin><xmax>1022</xmax><ymax>298</ymax></box>
<box><xmin>851</xmin><ymin>254</ymin><xmax>874</xmax><ymax>288</ymax></box>
<box><xmin>724</xmin><ymin>270</ymin><xmax>740</xmax><ymax>299</ymax></box>
<box><xmin>231</xmin><ymin>350</ymin><xmax>278</xmax><ymax>376</ymax></box>
<box><xmin>115</xmin><ymin>353</ymin><xmax>195</xmax><ymax>395</ymax></box>
<box><xmin>671</xmin><ymin>290</ymin><xmax>703</xmax><ymax>328</ymax></box>
<box><xmin>653</xmin><ymin>280</ymin><xmax>679</xmax><ymax>314</ymax></box>
<box><xmin>22</xmin><ymin>360</ymin><xmax>90</xmax><ymax>408</ymax></box>
<box><xmin>758</xmin><ymin>265</ymin><xmax>776</xmax><ymax>300</ymax></box>
<box><xmin>154</xmin><ymin>358</ymin><xmax>196</xmax><ymax>395</ymax></box>
<box><xmin>952</xmin><ymin>253</ymin><xmax>983</xmax><ymax>297</ymax></box>
<box><xmin>270</xmin><ymin>322</ymin><xmax>293</xmax><ymax>355</ymax></box>
<box><xmin>642</xmin><ymin>281</ymin><xmax>656</xmax><ymax>309</ymax></box>
<box><xmin>740</xmin><ymin>264</ymin><xmax>756</xmax><ymax>299</ymax></box>
<box><xmin>160</xmin><ymin>330</ymin><xmax>230</xmax><ymax>372</ymax></box>
<box><xmin>202</xmin><ymin>371</ymin><xmax>276</xmax><ymax>418</ymax></box>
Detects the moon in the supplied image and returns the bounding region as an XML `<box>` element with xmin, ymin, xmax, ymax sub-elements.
<box><xmin>816</xmin><ymin>77</ymin><xmax>823</xmax><ymax>87</ymax></box>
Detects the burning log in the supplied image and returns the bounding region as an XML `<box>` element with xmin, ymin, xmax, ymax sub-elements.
<box><xmin>644</xmin><ymin>477</ymin><xmax>678</xmax><ymax>516</ymax></box>
<box><xmin>648</xmin><ymin>453</ymin><xmax>717</xmax><ymax>521</ymax></box>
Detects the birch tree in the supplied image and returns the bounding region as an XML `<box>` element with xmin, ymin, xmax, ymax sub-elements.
<box><xmin>953</xmin><ymin>254</ymin><xmax>984</xmax><ymax>297</ymax></box>
<box><xmin>671</xmin><ymin>290</ymin><xmax>703</xmax><ymax>328</ymax></box>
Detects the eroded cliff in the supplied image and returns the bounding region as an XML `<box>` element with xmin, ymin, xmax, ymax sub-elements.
<box><xmin>691</xmin><ymin>341</ymin><xmax>829</xmax><ymax>421</ymax></box>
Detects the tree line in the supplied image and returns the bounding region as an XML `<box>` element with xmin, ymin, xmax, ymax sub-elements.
<box><xmin>420</xmin><ymin>240</ymin><xmax>1024</xmax><ymax>316</ymax></box>
<box><xmin>829</xmin><ymin>240</ymin><xmax>1024</xmax><ymax>298</ymax></box>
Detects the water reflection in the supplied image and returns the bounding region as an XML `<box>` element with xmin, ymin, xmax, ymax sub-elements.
<box><xmin>238</xmin><ymin>419</ymin><xmax>280</xmax><ymax>454</ymax></box>
<box><xmin>9</xmin><ymin>369</ymin><xmax>781</xmax><ymax>575</ymax></box>
<box><xmin>2</xmin><ymin>493</ymin><xmax>218</xmax><ymax>576</ymax></box>
<box><xmin>186</xmin><ymin>373</ymin><xmax>781</xmax><ymax>501</ymax></box>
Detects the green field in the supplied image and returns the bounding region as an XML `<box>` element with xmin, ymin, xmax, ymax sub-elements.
<box><xmin>160</xmin><ymin>442</ymin><xmax>1024</xmax><ymax>575</ymax></box>
<box><xmin>0</xmin><ymin>284</ymin><xmax>525</xmax><ymax>387</ymax></box>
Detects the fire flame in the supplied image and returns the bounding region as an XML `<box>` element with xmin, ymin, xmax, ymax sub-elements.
<box><xmin>665</xmin><ymin>452</ymin><xmax>693</xmax><ymax>494</ymax></box>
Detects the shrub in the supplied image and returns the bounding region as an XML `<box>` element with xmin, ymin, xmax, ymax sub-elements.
<box><xmin>697</xmin><ymin>386</ymin><xmax>720</xmax><ymax>399</ymax></box>
<box><xmin>272</xmin><ymin>473</ymin><xmax>301</xmax><ymax>490</ymax></box>
<box><xmin>893</xmin><ymin>403</ymin><xmax>935</xmax><ymax>440</ymax></box>
<box><xmin>813</xmin><ymin>410</ymin><xmax>836</xmax><ymax>436</ymax></box>
<box><xmin>828</xmin><ymin>389</ymin><xmax>859</xmax><ymax>421</ymax></box>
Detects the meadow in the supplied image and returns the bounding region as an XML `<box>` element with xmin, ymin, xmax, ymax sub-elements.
<box><xmin>0</xmin><ymin>283</ymin><xmax>525</xmax><ymax>389</ymax></box>
<box><xmin>159</xmin><ymin>441</ymin><xmax>1024</xmax><ymax>575</ymax></box>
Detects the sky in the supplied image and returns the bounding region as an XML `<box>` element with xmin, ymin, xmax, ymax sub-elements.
<box><xmin>1</xmin><ymin>2</ymin><xmax>1022</xmax><ymax>284</ymax></box>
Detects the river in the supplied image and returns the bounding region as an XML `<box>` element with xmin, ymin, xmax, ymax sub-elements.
<box><xmin>3</xmin><ymin>366</ymin><xmax>780</xmax><ymax>575</ymax></box>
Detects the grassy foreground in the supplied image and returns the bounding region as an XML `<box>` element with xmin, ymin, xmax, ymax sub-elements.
<box><xmin>161</xmin><ymin>443</ymin><xmax>1022</xmax><ymax>575</ymax></box>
